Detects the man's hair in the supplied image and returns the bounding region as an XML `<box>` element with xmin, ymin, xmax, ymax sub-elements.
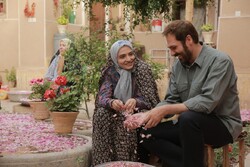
<box><xmin>162</xmin><ymin>20</ymin><xmax>199</xmax><ymax>44</ymax></box>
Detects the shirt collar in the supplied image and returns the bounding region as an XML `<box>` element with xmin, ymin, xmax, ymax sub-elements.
<box><xmin>194</xmin><ymin>44</ymin><xmax>208</xmax><ymax>68</ymax></box>
<box><xmin>181</xmin><ymin>43</ymin><xmax>207</xmax><ymax>69</ymax></box>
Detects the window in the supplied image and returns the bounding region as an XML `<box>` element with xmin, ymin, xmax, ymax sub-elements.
<box><xmin>151</xmin><ymin>49</ymin><xmax>168</xmax><ymax>67</ymax></box>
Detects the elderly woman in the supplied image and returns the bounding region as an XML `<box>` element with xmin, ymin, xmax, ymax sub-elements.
<box><xmin>92</xmin><ymin>40</ymin><xmax>160</xmax><ymax>166</ymax></box>
<box><xmin>44</xmin><ymin>38</ymin><xmax>71</xmax><ymax>81</ymax></box>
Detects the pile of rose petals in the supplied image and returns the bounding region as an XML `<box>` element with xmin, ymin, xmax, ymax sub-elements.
<box><xmin>241</xmin><ymin>109</ymin><xmax>250</xmax><ymax>122</ymax></box>
<box><xmin>101</xmin><ymin>161</ymin><xmax>147</xmax><ymax>167</ymax></box>
<box><xmin>0</xmin><ymin>113</ymin><xmax>88</xmax><ymax>154</ymax></box>
<box><xmin>124</xmin><ymin>113</ymin><xmax>146</xmax><ymax>130</ymax></box>
<box><xmin>74</xmin><ymin>119</ymin><xmax>92</xmax><ymax>130</ymax></box>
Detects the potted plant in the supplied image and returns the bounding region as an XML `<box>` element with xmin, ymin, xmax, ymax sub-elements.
<box><xmin>57</xmin><ymin>15</ymin><xmax>69</xmax><ymax>25</ymax></box>
<box><xmin>44</xmin><ymin>75</ymin><xmax>81</xmax><ymax>134</ymax></box>
<box><xmin>201</xmin><ymin>24</ymin><xmax>213</xmax><ymax>32</ymax></box>
<box><xmin>57</xmin><ymin>15</ymin><xmax>69</xmax><ymax>34</ymax></box>
<box><xmin>55</xmin><ymin>0</ymin><xmax>81</xmax><ymax>33</ymax></box>
<box><xmin>201</xmin><ymin>23</ymin><xmax>214</xmax><ymax>44</ymax></box>
<box><xmin>28</xmin><ymin>78</ymin><xmax>51</xmax><ymax>120</ymax></box>
<box><xmin>5</xmin><ymin>67</ymin><xmax>16</xmax><ymax>88</ymax></box>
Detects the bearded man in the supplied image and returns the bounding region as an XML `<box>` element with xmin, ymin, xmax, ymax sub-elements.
<box><xmin>127</xmin><ymin>20</ymin><xmax>242</xmax><ymax>167</ymax></box>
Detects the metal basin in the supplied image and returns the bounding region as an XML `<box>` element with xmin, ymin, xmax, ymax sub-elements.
<box><xmin>7</xmin><ymin>90</ymin><xmax>32</xmax><ymax>102</ymax></box>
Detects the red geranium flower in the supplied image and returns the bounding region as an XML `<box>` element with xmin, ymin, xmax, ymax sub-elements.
<box><xmin>55</xmin><ymin>76</ymin><xmax>67</xmax><ymax>86</ymax></box>
<box><xmin>60</xmin><ymin>87</ymin><xmax>70</xmax><ymax>94</ymax></box>
<box><xmin>50</xmin><ymin>83</ymin><xmax>60</xmax><ymax>90</ymax></box>
<box><xmin>43</xmin><ymin>76</ymin><xmax>80</xmax><ymax>112</ymax></box>
<box><xmin>30</xmin><ymin>78</ymin><xmax>44</xmax><ymax>86</ymax></box>
<box><xmin>44</xmin><ymin>90</ymin><xmax>56</xmax><ymax>99</ymax></box>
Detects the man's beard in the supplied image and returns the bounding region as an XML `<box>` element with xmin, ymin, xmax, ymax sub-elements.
<box><xmin>175</xmin><ymin>43</ymin><xmax>192</xmax><ymax>66</ymax></box>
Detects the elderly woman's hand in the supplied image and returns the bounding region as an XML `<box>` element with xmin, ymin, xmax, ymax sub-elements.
<box><xmin>124</xmin><ymin>98</ymin><xmax>136</xmax><ymax>114</ymax></box>
<box><xmin>111</xmin><ymin>99</ymin><xmax>125</xmax><ymax>112</ymax></box>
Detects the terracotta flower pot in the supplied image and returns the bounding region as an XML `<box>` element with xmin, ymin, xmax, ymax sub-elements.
<box><xmin>50</xmin><ymin>111</ymin><xmax>79</xmax><ymax>134</ymax></box>
<box><xmin>29</xmin><ymin>101</ymin><xmax>50</xmax><ymax>120</ymax></box>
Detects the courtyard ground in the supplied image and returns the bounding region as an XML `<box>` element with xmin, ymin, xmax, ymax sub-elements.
<box><xmin>1</xmin><ymin>99</ymin><xmax>250</xmax><ymax>167</ymax></box>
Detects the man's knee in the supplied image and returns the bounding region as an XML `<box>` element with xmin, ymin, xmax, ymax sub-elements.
<box><xmin>179</xmin><ymin>111</ymin><xmax>201</xmax><ymax>128</ymax></box>
<box><xmin>179</xmin><ymin>111</ymin><xmax>195</xmax><ymax>121</ymax></box>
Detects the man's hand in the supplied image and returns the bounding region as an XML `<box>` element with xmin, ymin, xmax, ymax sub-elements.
<box><xmin>143</xmin><ymin>108</ymin><xmax>165</xmax><ymax>129</ymax></box>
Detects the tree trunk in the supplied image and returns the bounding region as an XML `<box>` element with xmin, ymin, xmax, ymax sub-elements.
<box><xmin>185</xmin><ymin>0</ymin><xmax>194</xmax><ymax>22</ymax></box>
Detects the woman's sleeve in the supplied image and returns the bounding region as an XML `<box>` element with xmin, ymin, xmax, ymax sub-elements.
<box><xmin>97</xmin><ymin>71</ymin><xmax>114</xmax><ymax>109</ymax></box>
<box><xmin>134</xmin><ymin>88</ymin><xmax>151</xmax><ymax>110</ymax></box>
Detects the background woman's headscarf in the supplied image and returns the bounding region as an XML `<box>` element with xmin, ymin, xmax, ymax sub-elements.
<box><xmin>60</xmin><ymin>38</ymin><xmax>71</xmax><ymax>50</ymax></box>
<box><xmin>110</xmin><ymin>40</ymin><xmax>133</xmax><ymax>103</ymax></box>
<box><xmin>45</xmin><ymin>38</ymin><xmax>72</xmax><ymax>81</ymax></box>
<box><xmin>49</xmin><ymin>38</ymin><xmax>71</xmax><ymax>65</ymax></box>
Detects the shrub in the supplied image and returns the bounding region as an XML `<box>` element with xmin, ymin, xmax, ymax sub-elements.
<box><xmin>5</xmin><ymin>67</ymin><xmax>16</xmax><ymax>82</ymax></box>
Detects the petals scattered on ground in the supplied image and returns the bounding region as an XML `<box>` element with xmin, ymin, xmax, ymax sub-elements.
<box><xmin>240</xmin><ymin>110</ymin><xmax>250</xmax><ymax>122</ymax></box>
<box><xmin>0</xmin><ymin>113</ymin><xmax>88</xmax><ymax>154</ymax></box>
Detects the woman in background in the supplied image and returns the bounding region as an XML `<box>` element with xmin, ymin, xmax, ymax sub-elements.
<box><xmin>44</xmin><ymin>38</ymin><xmax>71</xmax><ymax>81</ymax></box>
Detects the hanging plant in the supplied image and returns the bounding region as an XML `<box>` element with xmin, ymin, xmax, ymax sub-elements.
<box><xmin>79</xmin><ymin>0</ymin><xmax>216</xmax><ymax>29</ymax></box>
<box><xmin>82</xmin><ymin>0</ymin><xmax>173</xmax><ymax>28</ymax></box>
